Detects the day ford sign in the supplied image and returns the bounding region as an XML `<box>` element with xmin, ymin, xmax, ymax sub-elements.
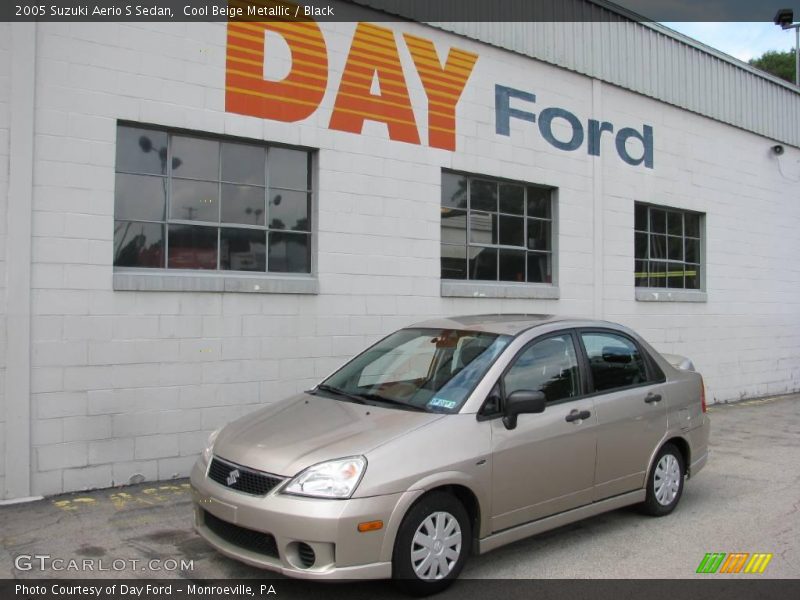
<box><xmin>495</xmin><ymin>85</ymin><xmax>654</xmax><ymax>169</ymax></box>
<box><xmin>225</xmin><ymin>19</ymin><xmax>654</xmax><ymax>168</ymax></box>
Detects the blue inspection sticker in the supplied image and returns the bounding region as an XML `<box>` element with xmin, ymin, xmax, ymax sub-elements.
<box><xmin>428</xmin><ymin>397</ymin><xmax>458</xmax><ymax>410</ymax></box>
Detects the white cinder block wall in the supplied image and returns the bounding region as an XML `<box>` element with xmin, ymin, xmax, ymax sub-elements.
<box><xmin>0</xmin><ymin>18</ymin><xmax>798</xmax><ymax>499</ymax></box>
<box><xmin>0</xmin><ymin>21</ymin><xmax>12</xmax><ymax>498</ymax></box>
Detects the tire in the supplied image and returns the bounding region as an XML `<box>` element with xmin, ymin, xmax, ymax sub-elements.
<box><xmin>640</xmin><ymin>443</ymin><xmax>685</xmax><ymax>516</ymax></box>
<box><xmin>392</xmin><ymin>491</ymin><xmax>471</xmax><ymax>596</ymax></box>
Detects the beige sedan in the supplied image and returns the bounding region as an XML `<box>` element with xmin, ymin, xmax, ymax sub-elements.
<box><xmin>191</xmin><ymin>314</ymin><xmax>709</xmax><ymax>594</ymax></box>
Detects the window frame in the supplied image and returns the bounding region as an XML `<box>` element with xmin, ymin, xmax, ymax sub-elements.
<box><xmin>575</xmin><ymin>328</ymin><xmax>665</xmax><ymax>397</ymax></box>
<box><xmin>440</xmin><ymin>170</ymin><xmax>558</xmax><ymax>287</ymax></box>
<box><xmin>634</xmin><ymin>202</ymin><xmax>705</xmax><ymax>292</ymax></box>
<box><xmin>113</xmin><ymin>121</ymin><xmax>317</xmax><ymax>278</ymax></box>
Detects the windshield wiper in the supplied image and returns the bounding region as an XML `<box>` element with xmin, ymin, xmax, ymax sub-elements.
<box><xmin>355</xmin><ymin>392</ymin><xmax>428</xmax><ymax>412</ymax></box>
<box><xmin>314</xmin><ymin>384</ymin><xmax>368</xmax><ymax>405</ymax></box>
<box><xmin>315</xmin><ymin>385</ymin><xmax>428</xmax><ymax>412</ymax></box>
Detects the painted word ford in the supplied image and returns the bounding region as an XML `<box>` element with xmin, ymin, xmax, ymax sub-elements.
<box><xmin>225</xmin><ymin>17</ymin><xmax>654</xmax><ymax>166</ymax></box>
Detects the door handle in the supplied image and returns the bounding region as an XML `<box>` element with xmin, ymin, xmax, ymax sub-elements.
<box><xmin>565</xmin><ymin>409</ymin><xmax>591</xmax><ymax>423</ymax></box>
<box><xmin>644</xmin><ymin>392</ymin><xmax>662</xmax><ymax>404</ymax></box>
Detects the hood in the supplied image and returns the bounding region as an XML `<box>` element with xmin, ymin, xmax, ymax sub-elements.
<box><xmin>212</xmin><ymin>393</ymin><xmax>444</xmax><ymax>477</ymax></box>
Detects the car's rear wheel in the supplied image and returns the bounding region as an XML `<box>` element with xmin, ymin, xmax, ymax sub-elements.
<box><xmin>641</xmin><ymin>442</ymin><xmax>685</xmax><ymax>516</ymax></box>
<box><xmin>392</xmin><ymin>491</ymin><xmax>470</xmax><ymax>596</ymax></box>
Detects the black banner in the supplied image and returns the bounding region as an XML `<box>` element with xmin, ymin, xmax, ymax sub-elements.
<box><xmin>3</xmin><ymin>579</ymin><xmax>800</xmax><ymax>600</ymax></box>
<box><xmin>2</xmin><ymin>0</ymin><xmax>800</xmax><ymax>23</ymax></box>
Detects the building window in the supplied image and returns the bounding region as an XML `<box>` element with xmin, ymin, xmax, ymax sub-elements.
<box><xmin>113</xmin><ymin>124</ymin><xmax>313</xmax><ymax>274</ymax></box>
<box><xmin>441</xmin><ymin>172</ymin><xmax>554</xmax><ymax>283</ymax></box>
<box><xmin>634</xmin><ymin>203</ymin><xmax>702</xmax><ymax>290</ymax></box>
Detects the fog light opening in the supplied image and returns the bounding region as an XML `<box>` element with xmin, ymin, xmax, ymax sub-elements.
<box><xmin>297</xmin><ymin>542</ymin><xmax>316</xmax><ymax>568</ymax></box>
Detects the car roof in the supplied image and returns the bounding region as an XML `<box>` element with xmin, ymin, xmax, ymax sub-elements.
<box><xmin>408</xmin><ymin>314</ymin><xmax>601</xmax><ymax>336</ymax></box>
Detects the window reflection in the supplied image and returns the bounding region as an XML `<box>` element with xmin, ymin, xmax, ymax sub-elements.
<box><xmin>634</xmin><ymin>202</ymin><xmax>703</xmax><ymax>290</ymax></box>
<box><xmin>167</xmin><ymin>225</ymin><xmax>217</xmax><ymax>270</ymax></box>
<box><xmin>471</xmin><ymin>179</ymin><xmax>497</xmax><ymax>212</ymax></box>
<box><xmin>114</xmin><ymin>173</ymin><xmax>167</xmax><ymax>222</ymax></box>
<box><xmin>441</xmin><ymin>172</ymin><xmax>467</xmax><ymax>209</ymax></box>
<box><xmin>116</xmin><ymin>127</ymin><xmax>169</xmax><ymax>175</ymax></box>
<box><xmin>441</xmin><ymin>209</ymin><xmax>467</xmax><ymax>246</ymax></box>
<box><xmin>469</xmin><ymin>212</ymin><xmax>498</xmax><ymax>245</ymax></box>
<box><xmin>113</xmin><ymin>125</ymin><xmax>314</xmax><ymax>274</ymax></box>
<box><xmin>172</xmin><ymin>136</ymin><xmax>219</xmax><ymax>180</ymax></box>
<box><xmin>221</xmin><ymin>228</ymin><xmax>266</xmax><ymax>272</ymax></box>
<box><xmin>499</xmin><ymin>215</ymin><xmax>524</xmax><ymax>247</ymax></box>
<box><xmin>499</xmin><ymin>184</ymin><xmax>524</xmax><ymax>214</ymax></box>
<box><xmin>222</xmin><ymin>184</ymin><xmax>265</xmax><ymax>225</ymax></box>
<box><xmin>440</xmin><ymin>172</ymin><xmax>555</xmax><ymax>284</ymax></box>
<box><xmin>470</xmin><ymin>246</ymin><xmax>497</xmax><ymax>280</ymax></box>
<box><xmin>170</xmin><ymin>179</ymin><xmax>219</xmax><ymax>222</ymax></box>
<box><xmin>441</xmin><ymin>243</ymin><xmax>467</xmax><ymax>279</ymax></box>
<box><xmin>269</xmin><ymin>232</ymin><xmax>311</xmax><ymax>273</ymax></box>
<box><xmin>499</xmin><ymin>249</ymin><xmax>525</xmax><ymax>282</ymax></box>
<box><xmin>527</xmin><ymin>252</ymin><xmax>551</xmax><ymax>283</ymax></box>
<box><xmin>222</xmin><ymin>143</ymin><xmax>265</xmax><ymax>185</ymax></box>
<box><xmin>270</xmin><ymin>191</ymin><xmax>310</xmax><ymax>231</ymax></box>
<box><xmin>269</xmin><ymin>148</ymin><xmax>309</xmax><ymax>190</ymax></box>
<box><xmin>114</xmin><ymin>221</ymin><xmax>164</xmax><ymax>268</ymax></box>
<box><xmin>527</xmin><ymin>186</ymin><xmax>551</xmax><ymax>218</ymax></box>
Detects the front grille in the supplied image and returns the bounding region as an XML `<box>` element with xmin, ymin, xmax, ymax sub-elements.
<box><xmin>202</xmin><ymin>510</ymin><xmax>279</xmax><ymax>558</ymax></box>
<box><xmin>208</xmin><ymin>456</ymin><xmax>284</xmax><ymax>496</ymax></box>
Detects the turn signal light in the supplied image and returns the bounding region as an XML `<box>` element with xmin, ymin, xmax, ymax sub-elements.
<box><xmin>357</xmin><ymin>520</ymin><xmax>384</xmax><ymax>532</ymax></box>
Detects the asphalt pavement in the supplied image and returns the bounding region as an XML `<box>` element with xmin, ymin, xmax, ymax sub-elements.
<box><xmin>1</xmin><ymin>393</ymin><xmax>798</xmax><ymax>583</ymax></box>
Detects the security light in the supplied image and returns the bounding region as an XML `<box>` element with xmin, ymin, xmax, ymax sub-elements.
<box><xmin>773</xmin><ymin>9</ymin><xmax>799</xmax><ymax>86</ymax></box>
<box><xmin>774</xmin><ymin>8</ymin><xmax>794</xmax><ymax>27</ymax></box>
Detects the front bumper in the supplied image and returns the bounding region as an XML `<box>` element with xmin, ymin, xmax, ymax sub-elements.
<box><xmin>190</xmin><ymin>458</ymin><xmax>413</xmax><ymax>580</ymax></box>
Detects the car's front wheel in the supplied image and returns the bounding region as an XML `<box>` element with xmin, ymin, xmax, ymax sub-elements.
<box><xmin>392</xmin><ymin>491</ymin><xmax>470</xmax><ymax>596</ymax></box>
<box><xmin>641</xmin><ymin>442</ymin><xmax>685</xmax><ymax>516</ymax></box>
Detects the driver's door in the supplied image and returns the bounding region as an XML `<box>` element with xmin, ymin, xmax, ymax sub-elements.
<box><xmin>490</xmin><ymin>332</ymin><xmax>597</xmax><ymax>532</ymax></box>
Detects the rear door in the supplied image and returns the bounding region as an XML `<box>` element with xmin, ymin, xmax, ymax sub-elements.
<box><xmin>577</xmin><ymin>330</ymin><xmax>668</xmax><ymax>501</ymax></box>
<box><xmin>489</xmin><ymin>331</ymin><xmax>597</xmax><ymax>532</ymax></box>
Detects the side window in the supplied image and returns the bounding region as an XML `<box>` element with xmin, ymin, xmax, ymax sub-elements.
<box><xmin>503</xmin><ymin>334</ymin><xmax>580</xmax><ymax>403</ymax></box>
<box><xmin>580</xmin><ymin>332</ymin><xmax>648</xmax><ymax>392</ymax></box>
<box><xmin>479</xmin><ymin>382</ymin><xmax>503</xmax><ymax>417</ymax></box>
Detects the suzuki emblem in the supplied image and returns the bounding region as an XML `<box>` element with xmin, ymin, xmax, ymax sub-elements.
<box><xmin>226</xmin><ymin>469</ymin><xmax>240</xmax><ymax>486</ymax></box>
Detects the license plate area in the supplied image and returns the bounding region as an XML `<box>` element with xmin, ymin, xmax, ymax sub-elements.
<box><xmin>205</xmin><ymin>496</ymin><xmax>238</xmax><ymax>524</ymax></box>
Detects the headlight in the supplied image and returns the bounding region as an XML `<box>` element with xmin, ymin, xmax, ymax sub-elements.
<box><xmin>201</xmin><ymin>428</ymin><xmax>221</xmax><ymax>465</ymax></box>
<box><xmin>282</xmin><ymin>456</ymin><xmax>367</xmax><ymax>499</ymax></box>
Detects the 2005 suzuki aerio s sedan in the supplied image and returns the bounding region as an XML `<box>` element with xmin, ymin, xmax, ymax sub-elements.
<box><xmin>191</xmin><ymin>314</ymin><xmax>709</xmax><ymax>593</ymax></box>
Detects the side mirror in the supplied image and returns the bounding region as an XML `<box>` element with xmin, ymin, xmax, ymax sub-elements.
<box><xmin>502</xmin><ymin>390</ymin><xmax>546</xmax><ymax>430</ymax></box>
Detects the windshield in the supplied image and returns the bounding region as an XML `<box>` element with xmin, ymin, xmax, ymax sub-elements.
<box><xmin>318</xmin><ymin>328</ymin><xmax>510</xmax><ymax>413</ymax></box>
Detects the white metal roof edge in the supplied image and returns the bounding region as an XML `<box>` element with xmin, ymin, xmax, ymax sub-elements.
<box><xmin>589</xmin><ymin>0</ymin><xmax>799</xmax><ymax>94</ymax></box>
<box><xmin>354</xmin><ymin>0</ymin><xmax>800</xmax><ymax>96</ymax></box>
<box><xmin>641</xmin><ymin>23</ymin><xmax>800</xmax><ymax>95</ymax></box>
